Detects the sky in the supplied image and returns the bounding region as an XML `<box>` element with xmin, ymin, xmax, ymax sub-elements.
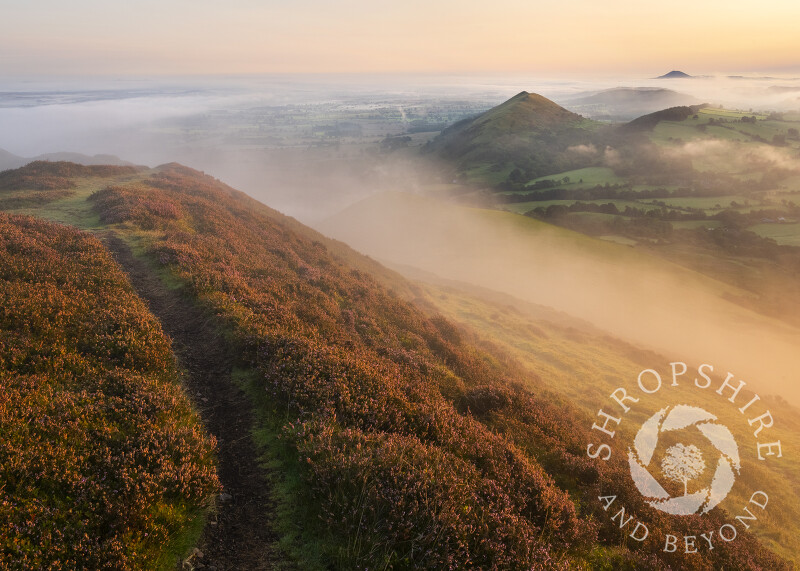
<box><xmin>2</xmin><ymin>0</ymin><xmax>800</xmax><ymax>76</ymax></box>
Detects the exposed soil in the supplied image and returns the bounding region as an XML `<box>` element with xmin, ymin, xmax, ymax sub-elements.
<box><xmin>103</xmin><ymin>234</ymin><xmax>280</xmax><ymax>571</ymax></box>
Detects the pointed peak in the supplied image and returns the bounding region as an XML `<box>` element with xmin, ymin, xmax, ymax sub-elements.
<box><xmin>656</xmin><ymin>70</ymin><xmax>693</xmax><ymax>79</ymax></box>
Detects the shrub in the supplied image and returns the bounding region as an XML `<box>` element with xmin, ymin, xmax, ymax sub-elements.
<box><xmin>0</xmin><ymin>212</ymin><xmax>218</xmax><ymax>570</ymax></box>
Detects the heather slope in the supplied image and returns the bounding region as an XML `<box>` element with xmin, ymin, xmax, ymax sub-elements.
<box><xmin>0</xmin><ymin>161</ymin><xmax>792</xmax><ymax>569</ymax></box>
<box><xmin>85</xmin><ymin>164</ymin><xmax>790</xmax><ymax>568</ymax></box>
<box><xmin>0</xmin><ymin>212</ymin><xmax>218</xmax><ymax>569</ymax></box>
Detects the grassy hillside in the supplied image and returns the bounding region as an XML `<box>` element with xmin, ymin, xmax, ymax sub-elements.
<box><xmin>322</xmin><ymin>191</ymin><xmax>800</xmax><ymax>564</ymax></box>
<box><xmin>408</xmin><ymin>277</ymin><xmax>800</xmax><ymax>564</ymax></box>
<box><xmin>0</xmin><ymin>212</ymin><xmax>218</xmax><ymax>569</ymax></box>
<box><xmin>1</xmin><ymin>162</ymin><xmax>794</xmax><ymax>568</ymax></box>
<box><xmin>425</xmin><ymin>91</ymin><xmax>601</xmax><ymax>185</ymax></box>
<box><xmin>425</xmin><ymin>93</ymin><xmax>800</xmax><ymax>251</ymax></box>
<box><xmin>91</xmin><ymin>165</ymin><xmax>791</xmax><ymax>569</ymax></box>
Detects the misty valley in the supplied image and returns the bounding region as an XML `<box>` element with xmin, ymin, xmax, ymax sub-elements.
<box><xmin>2</xmin><ymin>73</ymin><xmax>800</xmax><ymax>570</ymax></box>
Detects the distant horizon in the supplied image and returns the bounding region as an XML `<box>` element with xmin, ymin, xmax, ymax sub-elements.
<box><xmin>2</xmin><ymin>0</ymin><xmax>799</xmax><ymax>77</ymax></box>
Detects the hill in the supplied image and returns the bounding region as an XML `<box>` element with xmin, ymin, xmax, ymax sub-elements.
<box><xmin>0</xmin><ymin>162</ymin><xmax>794</xmax><ymax>569</ymax></box>
<box><xmin>0</xmin><ymin>148</ymin><xmax>26</xmax><ymax>171</ymax></box>
<box><xmin>563</xmin><ymin>87</ymin><xmax>700</xmax><ymax>120</ymax></box>
<box><xmin>656</xmin><ymin>70</ymin><xmax>693</xmax><ymax>79</ymax></box>
<box><xmin>0</xmin><ymin>149</ymin><xmax>135</xmax><ymax>172</ymax></box>
<box><xmin>622</xmin><ymin>105</ymin><xmax>704</xmax><ymax>131</ymax></box>
<box><xmin>424</xmin><ymin>91</ymin><xmax>601</xmax><ymax>186</ymax></box>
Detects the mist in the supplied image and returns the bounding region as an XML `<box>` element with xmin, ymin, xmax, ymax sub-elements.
<box><xmin>319</xmin><ymin>192</ymin><xmax>800</xmax><ymax>405</ymax></box>
<box><xmin>3</xmin><ymin>72</ymin><xmax>800</xmax><ymax>222</ymax></box>
<box><xmin>4</xmin><ymin>72</ymin><xmax>800</xmax><ymax>397</ymax></box>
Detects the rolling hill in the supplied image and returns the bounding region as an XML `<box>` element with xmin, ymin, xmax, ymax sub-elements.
<box><xmin>0</xmin><ymin>148</ymin><xmax>134</xmax><ymax>171</ymax></box>
<box><xmin>424</xmin><ymin>91</ymin><xmax>601</xmax><ymax>185</ymax></box>
<box><xmin>562</xmin><ymin>87</ymin><xmax>700</xmax><ymax>121</ymax></box>
<box><xmin>1</xmin><ymin>161</ymin><xmax>794</xmax><ymax>569</ymax></box>
<box><xmin>622</xmin><ymin>105</ymin><xmax>705</xmax><ymax>131</ymax></box>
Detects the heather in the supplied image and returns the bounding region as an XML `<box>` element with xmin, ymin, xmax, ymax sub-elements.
<box><xmin>0</xmin><ymin>212</ymin><xmax>218</xmax><ymax>569</ymax></box>
<box><xmin>90</xmin><ymin>165</ymin><xmax>790</xmax><ymax>569</ymax></box>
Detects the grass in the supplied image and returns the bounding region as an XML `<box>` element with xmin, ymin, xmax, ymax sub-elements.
<box><xmin>233</xmin><ymin>366</ymin><xmax>330</xmax><ymax>571</ymax></box>
<box><xmin>597</xmin><ymin>235</ymin><xmax>638</xmax><ymax>245</ymax></box>
<box><xmin>749</xmin><ymin>222</ymin><xmax>800</xmax><ymax>246</ymax></box>
<box><xmin>154</xmin><ymin>508</ymin><xmax>209</xmax><ymax>571</ymax></box>
<box><xmin>462</xmin><ymin>162</ymin><xmax>514</xmax><ymax>185</ymax></box>
<box><xmin>671</xmin><ymin>220</ymin><xmax>722</xmax><ymax>230</ymax></box>
<box><xmin>6</xmin><ymin>173</ymin><xmax>149</xmax><ymax>230</ymax></box>
<box><xmin>649</xmin><ymin>107</ymin><xmax>800</xmax><ymax>150</ymax></box>
<box><xmin>641</xmin><ymin>195</ymin><xmax>750</xmax><ymax>210</ymax></box>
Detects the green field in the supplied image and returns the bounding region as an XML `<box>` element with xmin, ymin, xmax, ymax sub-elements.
<box><xmin>671</xmin><ymin>219</ymin><xmax>722</xmax><ymax>230</ymax></box>
<box><xmin>649</xmin><ymin>107</ymin><xmax>800</xmax><ymax>152</ymax></box>
<box><xmin>749</xmin><ymin>222</ymin><xmax>800</xmax><ymax>246</ymax></box>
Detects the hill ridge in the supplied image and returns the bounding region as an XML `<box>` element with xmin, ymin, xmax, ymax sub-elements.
<box><xmin>0</xmin><ymin>161</ymin><xmax>794</xmax><ymax>570</ymax></box>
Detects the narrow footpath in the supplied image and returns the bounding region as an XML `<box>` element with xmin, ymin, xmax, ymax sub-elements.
<box><xmin>104</xmin><ymin>234</ymin><xmax>279</xmax><ymax>571</ymax></box>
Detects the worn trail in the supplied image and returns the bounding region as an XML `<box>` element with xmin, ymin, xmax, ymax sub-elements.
<box><xmin>104</xmin><ymin>234</ymin><xmax>278</xmax><ymax>571</ymax></box>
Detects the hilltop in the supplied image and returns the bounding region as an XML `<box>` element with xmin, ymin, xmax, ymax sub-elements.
<box><xmin>656</xmin><ymin>70</ymin><xmax>693</xmax><ymax>79</ymax></box>
<box><xmin>424</xmin><ymin>91</ymin><xmax>600</xmax><ymax>185</ymax></box>
<box><xmin>1</xmin><ymin>161</ymin><xmax>793</xmax><ymax>569</ymax></box>
<box><xmin>622</xmin><ymin>104</ymin><xmax>705</xmax><ymax>131</ymax></box>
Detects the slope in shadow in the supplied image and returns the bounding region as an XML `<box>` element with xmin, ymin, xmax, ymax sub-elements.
<box><xmin>103</xmin><ymin>234</ymin><xmax>279</xmax><ymax>571</ymax></box>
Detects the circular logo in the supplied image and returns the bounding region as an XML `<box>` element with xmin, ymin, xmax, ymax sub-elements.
<box><xmin>628</xmin><ymin>404</ymin><xmax>741</xmax><ymax>515</ymax></box>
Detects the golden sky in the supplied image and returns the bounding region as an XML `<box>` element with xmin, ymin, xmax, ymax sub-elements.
<box><xmin>2</xmin><ymin>0</ymin><xmax>799</xmax><ymax>75</ymax></box>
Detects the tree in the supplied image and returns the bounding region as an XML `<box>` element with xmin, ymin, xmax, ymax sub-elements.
<box><xmin>661</xmin><ymin>443</ymin><xmax>705</xmax><ymax>496</ymax></box>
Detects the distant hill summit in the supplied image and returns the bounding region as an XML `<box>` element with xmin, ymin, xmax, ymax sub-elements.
<box><xmin>425</xmin><ymin>91</ymin><xmax>597</xmax><ymax>185</ymax></box>
<box><xmin>468</xmin><ymin>91</ymin><xmax>584</xmax><ymax>132</ymax></box>
<box><xmin>656</xmin><ymin>70</ymin><xmax>693</xmax><ymax>79</ymax></box>
<box><xmin>0</xmin><ymin>149</ymin><xmax>26</xmax><ymax>171</ymax></box>
<box><xmin>563</xmin><ymin>87</ymin><xmax>699</xmax><ymax>120</ymax></box>
<box><xmin>0</xmin><ymin>148</ymin><xmax>135</xmax><ymax>172</ymax></box>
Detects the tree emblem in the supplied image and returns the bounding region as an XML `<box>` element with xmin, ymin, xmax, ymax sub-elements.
<box><xmin>628</xmin><ymin>404</ymin><xmax>740</xmax><ymax>515</ymax></box>
<box><xmin>661</xmin><ymin>443</ymin><xmax>706</xmax><ymax>497</ymax></box>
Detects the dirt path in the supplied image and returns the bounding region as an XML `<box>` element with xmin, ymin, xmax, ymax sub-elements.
<box><xmin>103</xmin><ymin>234</ymin><xmax>279</xmax><ymax>571</ymax></box>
